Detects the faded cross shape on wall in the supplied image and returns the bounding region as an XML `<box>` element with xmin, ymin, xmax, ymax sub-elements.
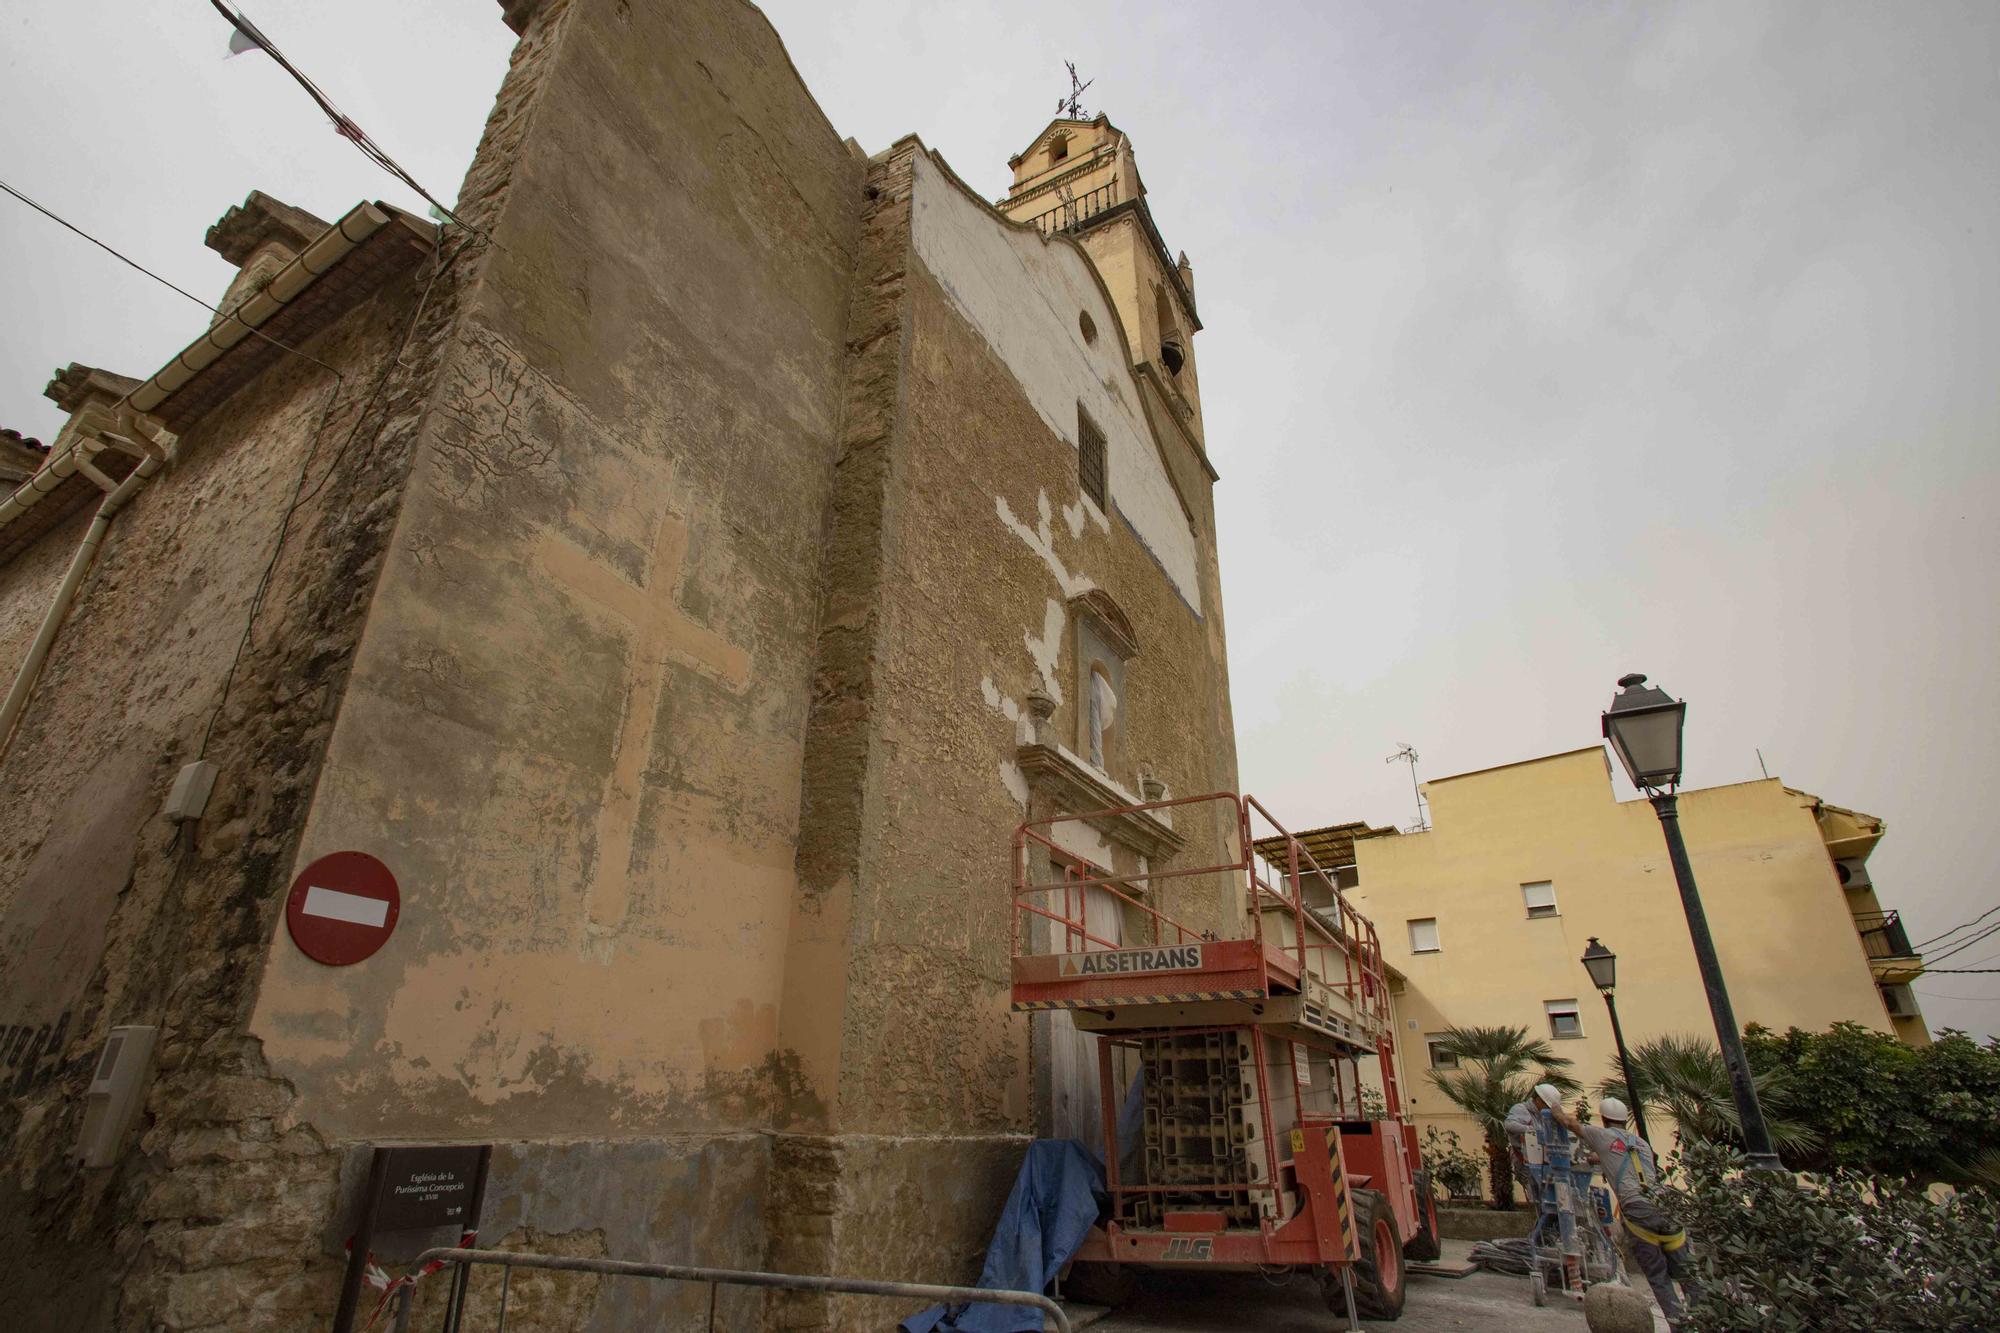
<box><xmin>538</xmin><ymin>508</ymin><xmax>750</xmax><ymax>934</ymax></box>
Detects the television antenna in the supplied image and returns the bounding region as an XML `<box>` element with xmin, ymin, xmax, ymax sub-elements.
<box><xmin>1057</xmin><ymin>62</ymin><xmax>1094</xmax><ymax>119</ymax></box>
<box><xmin>1386</xmin><ymin>743</ymin><xmax>1428</xmax><ymax>832</ymax></box>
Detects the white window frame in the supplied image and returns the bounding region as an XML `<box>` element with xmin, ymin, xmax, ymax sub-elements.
<box><xmin>1545</xmin><ymin>999</ymin><xmax>1584</xmax><ymax>1040</ymax></box>
<box><xmin>1522</xmin><ymin>880</ymin><xmax>1558</xmax><ymax>919</ymax></box>
<box><xmin>1425</xmin><ymin>1034</ymin><xmax>1458</xmax><ymax>1070</ymax></box>
<box><xmin>1408</xmin><ymin>918</ymin><xmax>1441</xmax><ymax>954</ymax></box>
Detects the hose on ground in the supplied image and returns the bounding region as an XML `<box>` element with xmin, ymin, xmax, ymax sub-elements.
<box><xmin>1467</xmin><ymin>1236</ymin><xmax>1543</xmax><ymax>1277</ymax></box>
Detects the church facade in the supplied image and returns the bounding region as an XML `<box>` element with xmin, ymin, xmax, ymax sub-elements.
<box><xmin>0</xmin><ymin>2</ymin><xmax>1238</xmax><ymax>1328</ymax></box>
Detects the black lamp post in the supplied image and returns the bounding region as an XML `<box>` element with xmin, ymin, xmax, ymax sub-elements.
<box><xmin>1602</xmin><ymin>673</ymin><xmax>1784</xmax><ymax>1172</ymax></box>
<box><xmin>1581</xmin><ymin>936</ymin><xmax>1650</xmax><ymax>1142</ymax></box>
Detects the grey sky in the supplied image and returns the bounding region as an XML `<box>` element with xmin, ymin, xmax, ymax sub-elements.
<box><xmin>4</xmin><ymin>2</ymin><xmax>1996</xmax><ymax>1038</ymax></box>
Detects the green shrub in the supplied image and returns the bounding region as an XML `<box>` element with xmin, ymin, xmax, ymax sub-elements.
<box><xmin>1420</xmin><ymin>1125</ymin><xmax>1483</xmax><ymax>1201</ymax></box>
<box><xmin>1743</xmin><ymin>1023</ymin><xmax>2000</xmax><ymax>1183</ymax></box>
<box><xmin>1660</xmin><ymin>1140</ymin><xmax>2000</xmax><ymax>1331</ymax></box>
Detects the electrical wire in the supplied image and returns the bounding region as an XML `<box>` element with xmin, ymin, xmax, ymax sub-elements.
<box><xmin>0</xmin><ymin>177</ymin><xmax>218</xmax><ymax>311</ymax></box>
<box><xmin>208</xmin><ymin>2</ymin><xmax>488</xmax><ymax>242</ymax></box>
<box><xmin>0</xmin><ymin>176</ymin><xmax>340</xmax><ymax>378</ymax></box>
<box><xmin>195</xmin><ymin>230</ymin><xmax>470</xmax><ymax>760</ymax></box>
<box><xmin>1910</xmin><ymin>903</ymin><xmax>2000</xmax><ymax>951</ymax></box>
<box><xmin>1924</xmin><ymin>921</ymin><xmax>2000</xmax><ymax>967</ymax></box>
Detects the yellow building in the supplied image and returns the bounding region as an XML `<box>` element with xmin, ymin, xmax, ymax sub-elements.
<box><xmin>1293</xmin><ymin>747</ymin><xmax>1927</xmax><ymax>1175</ymax></box>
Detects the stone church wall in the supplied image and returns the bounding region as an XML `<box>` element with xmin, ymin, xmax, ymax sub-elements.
<box><xmin>0</xmin><ymin>1</ymin><xmax>1243</xmax><ymax>1328</ymax></box>
<box><xmin>243</xmin><ymin>0</ymin><xmax>865</xmax><ymax>1325</ymax></box>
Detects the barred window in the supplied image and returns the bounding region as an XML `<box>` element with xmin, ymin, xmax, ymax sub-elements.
<box><xmin>1078</xmin><ymin>406</ymin><xmax>1107</xmax><ymax>511</ymax></box>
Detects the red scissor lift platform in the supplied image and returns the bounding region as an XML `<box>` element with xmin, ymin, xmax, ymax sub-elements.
<box><xmin>1011</xmin><ymin>793</ymin><xmax>1439</xmax><ymax>1322</ymax></box>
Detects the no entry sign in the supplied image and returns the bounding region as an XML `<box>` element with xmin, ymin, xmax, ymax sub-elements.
<box><xmin>286</xmin><ymin>851</ymin><xmax>400</xmax><ymax>965</ymax></box>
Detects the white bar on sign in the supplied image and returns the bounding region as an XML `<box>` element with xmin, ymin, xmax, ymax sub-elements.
<box><xmin>302</xmin><ymin>886</ymin><xmax>390</xmax><ymax>928</ymax></box>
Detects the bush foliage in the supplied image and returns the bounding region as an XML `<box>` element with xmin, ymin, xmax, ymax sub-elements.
<box><xmin>1420</xmin><ymin>1124</ymin><xmax>1483</xmax><ymax>1201</ymax></box>
<box><xmin>1741</xmin><ymin>1022</ymin><xmax>2000</xmax><ymax>1183</ymax></box>
<box><xmin>1661</xmin><ymin>1140</ymin><xmax>2000</xmax><ymax>1332</ymax></box>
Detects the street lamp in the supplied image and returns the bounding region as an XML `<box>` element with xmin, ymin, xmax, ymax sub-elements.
<box><xmin>1580</xmin><ymin>937</ymin><xmax>1650</xmax><ymax>1143</ymax></box>
<box><xmin>1603</xmin><ymin>673</ymin><xmax>1785</xmax><ymax>1172</ymax></box>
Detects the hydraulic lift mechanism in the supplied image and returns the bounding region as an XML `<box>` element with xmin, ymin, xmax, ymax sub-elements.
<box><xmin>1010</xmin><ymin>792</ymin><xmax>1440</xmax><ymax>1322</ymax></box>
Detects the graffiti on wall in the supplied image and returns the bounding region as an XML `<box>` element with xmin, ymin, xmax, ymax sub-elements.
<box><xmin>2</xmin><ymin>1010</ymin><xmax>73</xmax><ymax>1097</ymax></box>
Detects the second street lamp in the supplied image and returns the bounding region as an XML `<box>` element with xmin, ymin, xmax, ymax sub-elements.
<box><xmin>1580</xmin><ymin>936</ymin><xmax>1649</xmax><ymax>1143</ymax></box>
<box><xmin>1602</xmin><ymin>673</ymin><xmax>1785</xmax><ymax>1172</ymax></box>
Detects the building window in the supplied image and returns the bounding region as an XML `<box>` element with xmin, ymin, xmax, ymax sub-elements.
<box><xmin>1522</xmin><ymin>881</ymin><xmax>1558</xmax><ymax>919</ymax></box>
<box><xmin>1077</xmin><ymin>405</ymin><xmax>1107</xmax><ymax>511</ymax></box>
<box><xmin>1408</xmin><ymin>918</ymin><xmax>1440</xmax><ymax>954</ymax></box>
<box><xmin>1545</xmin><ymin>999</ymin><xmax>1583</xmax><ymax>1040</ymax></box>
<box><xmin>1049</xmin><ymin>133</ymin><xmax>1069</xmax><ymax>164</ymax></box>
<box><xmin>1426</xmin><ymin>1035</ymin><xmax>1458</xmax><ymax>1070</ymax></box>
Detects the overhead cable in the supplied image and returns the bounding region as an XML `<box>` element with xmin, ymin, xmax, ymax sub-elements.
<box><xmin>1</xmin><ymin>177</ymin><xmax>219</xmax><ymax>313</ymax></box>
<box><xmin>1925</xmin><ymin>921</ymin><xmax>2000</xmax><ymax>967</ymax></box>
<box><xmin>207</xmin><ymin>1</ymin><xmax>487</xmax><ymax>241</ymax></box>
<box><xmin>1911</xmin><ymin>903</ymin><xmax>2000</xmax><ymax>951</ymax></box>
<box><xmin>0</xmin><ymin>175</ymin><xmax>338</xmax><ymax>378</ymax></box>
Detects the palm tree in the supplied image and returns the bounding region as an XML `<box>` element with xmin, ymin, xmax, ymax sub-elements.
<box><xmin>1426</xmin><ymin>1025</ymin><xmax>1580</xmax><ymax>1210</ymax></box>
<box><xmin>1597</xmin><ymin>1033</ymin><xmax>1820</xmax><ymax>1158</ymax></box>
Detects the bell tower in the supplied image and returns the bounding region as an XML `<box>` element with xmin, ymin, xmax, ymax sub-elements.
<box><xmin>999</xmin><ymin>114</ymin><xmax>1207</xmax><ymax>447</ymax></box>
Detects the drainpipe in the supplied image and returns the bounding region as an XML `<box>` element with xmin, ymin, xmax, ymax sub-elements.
<box><xmin>0</xmin><ymin>416</ymin><xmax>167</xmax><ymax>756</ymax></box>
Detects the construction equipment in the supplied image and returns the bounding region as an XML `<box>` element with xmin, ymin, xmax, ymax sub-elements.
<box><xmin>1010</xmin><ymin>792</ymin><xmax>1438</xmax><ymax>1322</ymax></box>
<box><xmin>1520</xmin><ymin>1104</ymin><xmax>1622</xmax><ymax>1306</ymax></box>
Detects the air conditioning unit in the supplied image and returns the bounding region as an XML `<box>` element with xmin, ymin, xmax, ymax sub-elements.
<box><xmin>1835</xmin><ymin>858</ymin><xmax>1873</xmax><ymax>891</ymax></box>
<box><xmin>1880</xmin><ymin>984</ymin><xmax>1917</xmax><ymax>1019</ymax></box>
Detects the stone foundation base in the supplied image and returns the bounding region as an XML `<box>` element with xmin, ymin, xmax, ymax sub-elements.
<box><xmin>766</xmin><ymin>1131</ymin><xmax>1032</xmax><ymax>1332</ymax></box>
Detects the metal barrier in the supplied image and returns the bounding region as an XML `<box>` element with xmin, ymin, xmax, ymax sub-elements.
<box><xmin>389</xmin><ymin>1248</ymin><xmax>1073</xmax><ymax>1333</ymax></box>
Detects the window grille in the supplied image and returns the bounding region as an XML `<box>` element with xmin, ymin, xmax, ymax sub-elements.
<box><xmin>1078</xmin><ymin>406</ymin><xmax>1107</xmax><ymax>511</ymax></box>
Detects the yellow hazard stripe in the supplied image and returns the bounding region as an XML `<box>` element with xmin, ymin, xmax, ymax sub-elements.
<box><xmin>1329</xmin><ymin>1153</ymin><xmax>1358</xmax><ymax>1257</ymax></box>
<box><xmin>1012</xmin><ymin>989</ymin><xmax>1263</xmax><ymax>1010</ymax></box>
<box><xmin>1620</xmin><ymin>1216</ymin><xmax>1688</xmax><ymax>1252</ymax></box>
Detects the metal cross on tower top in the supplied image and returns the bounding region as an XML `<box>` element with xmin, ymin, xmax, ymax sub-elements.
<box><xmin>1057</xmin><ymin>61</ymin><xmax>1094</xmax><ymax>119</ymax></box>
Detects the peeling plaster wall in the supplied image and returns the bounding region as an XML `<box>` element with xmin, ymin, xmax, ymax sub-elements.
<box><xmin>251</xmin><ymin>0</ymin><xmax>862</xmax><ymax>1146</ymax></box>
<box><xmin>771</xmin><ymin>146</ymin><xmax>1241</xmax><ymax>1323</ymax></box>
<box><xmin>911</xmin><ymin>153</ymin><xmax>1201</xmax><ymax>611</ymax></box>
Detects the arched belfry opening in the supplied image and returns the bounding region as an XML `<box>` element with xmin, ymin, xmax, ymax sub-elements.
<box><xmin>997</xmin><ymin>109</ymin><xmax>1207</xmax><ymax>444</ymax></box>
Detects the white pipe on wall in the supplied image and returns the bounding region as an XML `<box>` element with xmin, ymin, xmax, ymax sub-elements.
<box><xmin>0</xmin><ymin>435</ymin><xmax>165</xmax><ymax>756</ymax></box>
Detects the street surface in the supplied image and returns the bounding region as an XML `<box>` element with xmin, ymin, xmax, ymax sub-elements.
<box><xmin>1082</xmin><ymin>1242</ymin><xmax>1671</xmax><ymax>1332</ymax></box>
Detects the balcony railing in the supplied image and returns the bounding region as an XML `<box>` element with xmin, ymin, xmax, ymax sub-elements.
<box><xmin>1019</xmin><ymin>179</ymin><xmax>1121</xmax><ymax>236</ymax></box>
<box><xmin>1854</xmin><ymin>910</ymin><xmax>1916</xmax><ymax>960</ymax></box>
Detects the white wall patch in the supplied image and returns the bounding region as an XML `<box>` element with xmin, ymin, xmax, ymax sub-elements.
<box><xmin>1025</xmin><ymin>598</ymin><xmax>1067</xmax><ymax>703</ymax></box>
<box><xmin>999</xmin><ymin>758</ymin><xmax>1030</xmax><ymax>811</ymax></box>
<box><xmin>913</xmin><ymin>152</ymin><xmax>1200</xmax><ymax>611</ymax></box>
<box><xmin>997</xmin><ymin>491</ymin><xmax>1093</xmax><ymax>600</ymax></box>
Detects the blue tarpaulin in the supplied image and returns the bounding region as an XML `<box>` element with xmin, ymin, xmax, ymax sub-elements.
<box><xmin>900</xmin><ymin>1138</ymin><xmax>1108</xmax><ymax>1333</ymax></box>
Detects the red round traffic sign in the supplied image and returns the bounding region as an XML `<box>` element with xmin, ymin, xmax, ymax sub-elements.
<box><xmin>285</xmin><ymin>851</ymin><xmax>401</xmax><ymax>966</ymax></box>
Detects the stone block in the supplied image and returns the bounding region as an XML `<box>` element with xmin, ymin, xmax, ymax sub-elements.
<box><xmin>1584</xmin><ymin>1281</ymin><xmax>1657</xmax><ymax>1333</ymax></box>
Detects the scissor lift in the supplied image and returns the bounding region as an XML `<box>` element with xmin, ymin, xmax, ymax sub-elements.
<box><xmin>1010</xmin><ymin>792</ymin><xmax>1440</xmax><ymax>1323</ymax></box>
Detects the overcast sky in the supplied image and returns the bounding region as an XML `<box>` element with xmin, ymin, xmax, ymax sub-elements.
<box><xmin>4</xmin><ymin>2</ymin><xmax>1996</xmax><ymax>1038</ymax></box>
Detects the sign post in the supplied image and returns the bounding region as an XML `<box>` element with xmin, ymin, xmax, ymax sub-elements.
<box><xmin>331</xmin><ymin>1144</ymin><xmax>492</xmax><ymax>1333</ymax></box>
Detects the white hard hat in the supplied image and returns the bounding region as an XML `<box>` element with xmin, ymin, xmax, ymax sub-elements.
<box><xmin>1600</xmin><ymin>1097</ymin><xmax>1630</xmax><ymax>1123</ymax></box>
<box><xmin>1534</xmin><ymin>1083</ymin><xmax>1562</xmax><ymax>1108</ymax></box>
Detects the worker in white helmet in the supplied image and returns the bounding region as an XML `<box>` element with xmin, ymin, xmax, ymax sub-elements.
<box><xmin>1537</xmin><ymin>1086</ymin><xmax>1701</xmax><ymax>1331</ymax></box>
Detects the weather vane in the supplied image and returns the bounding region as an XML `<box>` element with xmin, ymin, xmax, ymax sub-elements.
<box><xmin>1057</xmin><ymin>61</ymin><xmax>1094</xmax><ymax>119</ymax></box>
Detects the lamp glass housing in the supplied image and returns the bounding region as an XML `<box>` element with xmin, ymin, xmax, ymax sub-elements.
<box><xmin>1602</xmin><ymin>676</ymin><xmax>1686</xmax><ymax>791</ymax></box>
<box><xmin>1581</xmin><ymin>937</ymin><xmax>1617</xmax><ymax>991</ymax></box>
